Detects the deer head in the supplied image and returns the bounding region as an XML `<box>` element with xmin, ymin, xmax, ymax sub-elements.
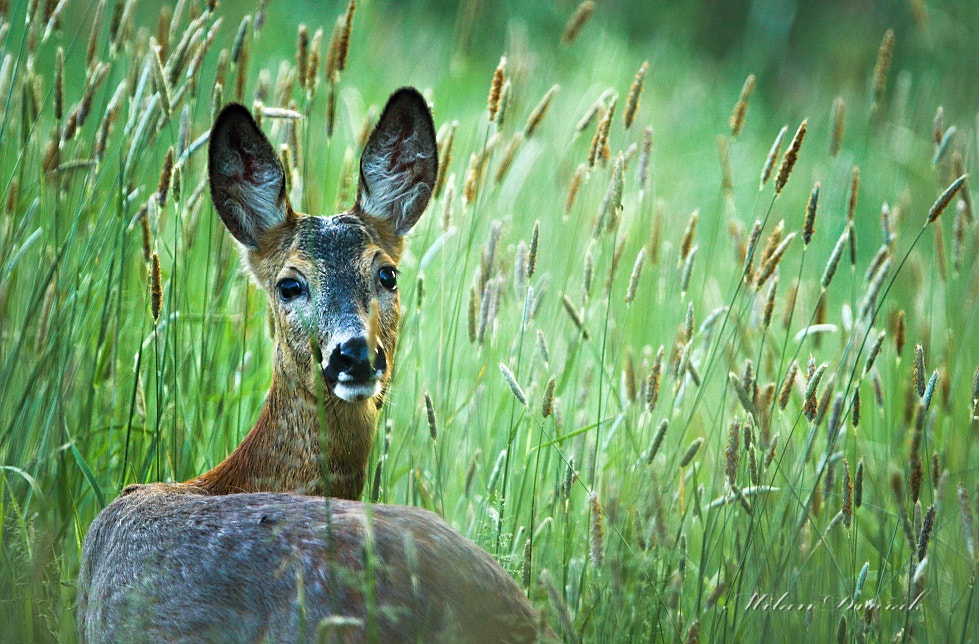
<box><xmin>194</xmin><ymin>88</ymin><xmax>437</xmax><ymax>498</ymax></box>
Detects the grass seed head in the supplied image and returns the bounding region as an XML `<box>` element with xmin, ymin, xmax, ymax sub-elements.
<box><xmin>53</xmin><ymin>46</ymin><xmax>63</xmax><ymax>120</ymax></box>
<box><xmin>775</xmin><ymin>119</ymin><xmax>807</xmax><ymax>194</ymax></box>
<box><xmin>541</xmin><ymin>376</ymin><xmax>556</xmax><ymax>418</ymax></box>
<box><xmin>565</xmin><ymin>163</ymin><xmax>586</xmax><ymax>214</ymax></box>
<box><xmin>760</xmin><ymin>124</ymin><xmax>787</xmax><ymax>189</ymax></box>
<box><xmin>499</xmin><ymin>363</ymin><xmax>527</xmax><ymax>406</ymax></box>
<box><xmin>536</xmin><ymin>328</ymin><xmax>550</xmax><ymax>366</ymax></box>
<box><xmin>637</xmin><ymin>126</ymin><xmax>653</xmax><ymax>190</ymax></box>
<box><xmin>562</xmin><ymin>294</ymin><xmax>589</xmax><ymax>339</ymax></box>
<box><xmin>150</xmin><ymin>252</ymin><xmax>162</xmax><ymax>321</ymax></box>
<box><xmin>756</xmin><ymin>232</ymin><xmax>795</xmax><ymax>289</ymax></box>
<box><xmin>871</xmin><ymin>29</ymin><xmax>895</xmax><ymax>116</ymax></box>
<box><xmin>337</xmin><ymin>0</ymin><xmax>356</xmax><ymax>74</ymax></box>
<box><xmin>778</xmin><ymin>360</ymin><xmax>798</xmax><ymax>409</ymax></box>
<box><xmin>725</xmin><ymin>417</ymin><xmax>741</xmax><ymax>488</ymax></box>
<box><xmin>647</xmin><ymin>418</ymin><xmax>668</xmax><ymax>463</ymax></box>
<box><xmin>624</xmin><ymin>61</ymin><xmax>649</xmax><ymax>130</ymax></box>
<box><xmin>589</xmin><ymin>492</ymin><xmax>605</xmax><ymax>568</ymax></box>
<box><xmin>680</xmin><ymin>209</ymin><xmax>699</xmax><ymax>262</ymax></box>
<box><xmin>928</xmin><ymin>174</ymin><xmax>967</xmax><ymax>223</ymax></box>
<box><xmin>296</xmin><ymin>24</ymin><xmax>309</xmax><ymax>89</ymax></box>
<box><xmin>917</xmin><ymin>505</ymin><xmax>935</xmax><ymax>561</ymax></box>
<box><xmin>425</xmin><ymin>391</ymin><xmax>437</xmax><ymax>440</ymax></box>
<box><xmin>588</xmin><ymin>93</ymin><xmax>616</xmax><ymax>167</ymax></box>
<box><xmin>842</xmin><ymin>458</ymin><xmax>853</xmax><ymax>528</ymax></box>
<box><xmin>914</xmin><ymin>344</ymin><xmax>926</xmax><ymax>397</ymax></box>
<box><xmin>562</xmin><ymin>0</ymin><xmax>595</xmax><ymax>44</ymax></box>
<box><xmin>717</xmin><ymin>135</ymin><xmax>733</xmax><ymax>195</ymax></box>
<box><xmin>821</xmin><ymin>228</ymin><xmax>849</xmax><ymax>288</ymax></box>
<box><xmin>743</xmin><ymin>220</ymin><xmax>763</xmax><ymax>281</ymax></box>
<box><xmin>157</xmin><ymin>147</ymin><xmax>174</xmax><ymax>208</ymax></box>
<box><xmin>524</xmin><ymin>84</ymin><xmax>559</xmax><ymax>138</ymax></box>
<box><xmin>803</xmin><ymin>182</ymin><xmax>819</xmax><ymax>245</ymax></box>
<box><xmin>729</xmin><ymin>73</ymin><xmax>755</xmax><ymax>136</ymax></box>
<box><xmin>625</xmin><ymin>247</ymin><xmax>646</xmax><ymax>303</ymax></box>
<box><xmin>830</xmin><ymin>96</ymin><xmax>845</xmax><ymax>156</ymax></box>
<box><xmin>680</xmin><ymin>246</ymin><xmax>697</xmax><ymax>294</ymax></box>
<box><xmin>847</xmin><ymin>166</ymin><xmax>860</xmax><ymax>222</ymax></box>
<box><xmin>680</xmin><ymin>437</ymin><xmax>704</xmax><ymax>468</ymax></box>
<box><xmin>487</xmin><ymin>55</ymin><xmax>506</xmax><ymax>122</ymax></box>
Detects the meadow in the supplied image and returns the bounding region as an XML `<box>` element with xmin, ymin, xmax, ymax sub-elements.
<box><xmin>1</xmin><ymin>0</ymin><xmax>978</xmax><ymax>641</ymax></box>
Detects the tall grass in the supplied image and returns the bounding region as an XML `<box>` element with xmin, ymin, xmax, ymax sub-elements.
<box><xmin>1</xmin><ymin>1</ymin><xmax>977</xmax><ymax>641</ymax></box>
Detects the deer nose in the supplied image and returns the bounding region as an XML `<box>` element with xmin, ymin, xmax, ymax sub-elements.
<box><xmin>324</xmin><ymin>337</ymin><xmax>384</xmax><ymax>384</ymax></box>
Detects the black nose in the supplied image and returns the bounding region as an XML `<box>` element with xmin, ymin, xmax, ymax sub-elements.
<box><xmin>324</xmin><ymin>337</ymin><xmax>384</xmax><ymax>383</ymax></box>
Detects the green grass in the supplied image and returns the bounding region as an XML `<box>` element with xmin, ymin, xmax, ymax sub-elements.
<box><xmin>1</xmin><ymin>1</ymin><xmax>978</xmax><ymax>641</ymax></box>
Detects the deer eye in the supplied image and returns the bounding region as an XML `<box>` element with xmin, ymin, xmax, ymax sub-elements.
<box><xmin>378</xmin><ymin>266</ymin><xmax>398</xmax><ymax>291</ymax></box>
<box><xmin>276</xmin><ymin>277</ymin><xmax>305</xmax><ymax>302</ymax></box>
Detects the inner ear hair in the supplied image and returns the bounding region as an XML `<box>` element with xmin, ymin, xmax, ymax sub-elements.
<box><xmin>357</xmin><ymin>88</ymin><xmax>438</xmax><ymax>237</ymax></box>
<box><xmin>208</xmin><ymin>104</ymin><xmax>289</xmax><ymax>249</ymax></box>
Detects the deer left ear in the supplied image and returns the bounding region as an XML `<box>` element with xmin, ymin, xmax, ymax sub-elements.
<box><xmin>356</xmin><ymin>88</ymin><xmax>438</xmax><ymax>237</ymax></box>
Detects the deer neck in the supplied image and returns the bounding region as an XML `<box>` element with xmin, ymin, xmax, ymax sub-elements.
<box><xmin>187</xmin><ymin>376</ymin><xmax>377</xmax><ymax>499</ymax></box>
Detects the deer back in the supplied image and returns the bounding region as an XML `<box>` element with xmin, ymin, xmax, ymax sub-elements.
<box><xmin>77</xmin><ymin>485</ymin><xmax>541</xmax><ymax>643</ymax></box>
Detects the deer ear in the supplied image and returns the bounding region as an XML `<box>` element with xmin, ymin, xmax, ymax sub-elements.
<box><xmin>356</xmin><ymin>88</ymin><xmax>438</xmax><ymax>237</ymax></box>
<box><xmin>208</xmin><ymin>104</ymin><xmax>290</xmax><ymax>249</ymax></box>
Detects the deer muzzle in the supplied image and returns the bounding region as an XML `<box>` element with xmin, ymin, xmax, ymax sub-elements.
<box><xmin>322</xmin><ymin>336</ymin><xmax>387</xmax><ymax>402</ymax></box>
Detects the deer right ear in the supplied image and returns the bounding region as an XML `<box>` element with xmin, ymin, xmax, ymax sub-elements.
<box><xmin>208</xmin><ymin>104</ymin><xmax>290</xmax><ymax>249</ymax></box>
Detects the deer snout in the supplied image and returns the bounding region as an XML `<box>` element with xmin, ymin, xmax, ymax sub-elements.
<box><xmin>322</xmin><ymin>337</ymin><xmax>387</xmax><ymax>402</ymax></box>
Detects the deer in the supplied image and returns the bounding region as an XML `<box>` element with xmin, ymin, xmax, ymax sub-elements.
<box><xmin>76</xmin><ymin>88</ymin><xmax>546</xmax><ymax>643</ymax></box>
